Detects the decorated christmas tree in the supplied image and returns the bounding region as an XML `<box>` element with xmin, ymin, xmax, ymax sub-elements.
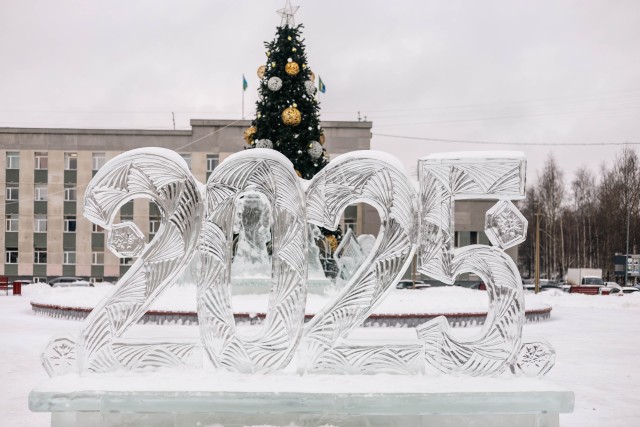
<box><xmin>244</xmin><ymin>1</ymin><xmax>342</xmax><ymax>255</ymax></box>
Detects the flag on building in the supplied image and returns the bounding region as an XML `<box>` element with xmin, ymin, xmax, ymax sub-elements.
<box><xmin>318</xmin><ymin>76</ymin><xmax>326</xmax><ymax>93</ymax></box>
<box><xmin>243</xmin><ymin>74</ymin><xmax>248</xmax><ymax>91</ymax></box>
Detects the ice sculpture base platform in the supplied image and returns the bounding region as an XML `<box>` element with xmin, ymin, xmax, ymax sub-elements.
<box><xmin>30</xmin><ymin>372</ymin><xmax>574</xmax><ymax>427</ymax></box>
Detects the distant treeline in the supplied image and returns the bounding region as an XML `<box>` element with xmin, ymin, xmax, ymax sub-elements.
<box><xmin>519</xmin><ymin>146</ymin><xmax>640</xmax><ymax>281</ymax></box>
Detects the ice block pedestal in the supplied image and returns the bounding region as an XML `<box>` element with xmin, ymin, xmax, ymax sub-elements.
<box><xmin>30</xmin><ymin>371</ymin><xmax>574</xmax><ymax>427</ymax></box>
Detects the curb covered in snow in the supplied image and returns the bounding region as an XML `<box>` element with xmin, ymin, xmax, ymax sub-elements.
<box><xmin>30</xmin><ymin>302</ymin><xmax>552</xmax><ymax>328</ymax></box>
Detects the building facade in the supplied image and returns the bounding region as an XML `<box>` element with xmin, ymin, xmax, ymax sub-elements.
<box><xmin>1</xmin><ymin>119</ymin><xmax>513</xmax><ymax>283</ymax></box>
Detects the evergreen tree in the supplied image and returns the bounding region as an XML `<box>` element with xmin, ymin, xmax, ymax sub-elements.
<box><xmin>244</xmin><ymin>2</ymin><xmax>342</xmax><ymax>255</ymax></box>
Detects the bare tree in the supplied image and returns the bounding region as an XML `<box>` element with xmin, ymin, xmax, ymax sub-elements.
<box><xmin>571</xmin><ymin>167</ymin><xmax>596</xmax><ymax>267</ymax></box>
<box><xmin>537</xmin><ymin>154</ymin><xmax>565</xmax><ymax>278</ymax></box>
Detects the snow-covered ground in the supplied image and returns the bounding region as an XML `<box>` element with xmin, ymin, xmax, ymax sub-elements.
<box><xmin>1</xmin><ymin>286</ymin><xmax>639</xmax><ymax>426</ymax></box>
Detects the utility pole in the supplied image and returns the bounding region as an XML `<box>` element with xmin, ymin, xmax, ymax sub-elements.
<box><xmin>171</xmin><ymin>112</ymin><xmax>176</xmax><ymax>130</ymax></box>
<box><xmin>535</xmin><ymin>212</ymin><xmax>543</xmax><ymax>294</ymax></box>
<box><xmin>626</xmin><ymin>207</ymin><xmax>630</xmax><ymax>286</ymax></box>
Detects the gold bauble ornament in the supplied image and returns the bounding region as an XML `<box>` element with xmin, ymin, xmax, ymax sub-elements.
<box><xmin>295</xmin><ymin>169</ymin><xmax>302</xmax><ymax>178</ymax></box>
<box><xmin>285</xmin><ymin>61</ymin><xmax>300</xmax><ymax>76</ymax></box>
<box><xmin>288</xmin><ymin>36</ymin><xmax>292</xmax><ymax>41</ymax></box>
<box><xmin>266</xmin><ymin>51</ymin><xmax>270</xmax><ymax>57</ymax></box>
<box><xmin>243</xmin><ymin>126</ymin><xmax>257</xmax><ymax>144</ymax></box>
<box><xmin>308</xmin><ymin>70</ymin><xmax>315</xmax><ymax>82</ymax></box>
<box><xmin>271</xmin><ymin>61</ymin><xmax>276</xmax><ymax>67</ymax></box>
<box><xmin>282</xmin><ymin>107</ymin><xmax>302</xmax><ymax>126</ymax></box>
<box><xmin>257</xmin><ymin>65</ymin><xmax>266</xmax><ymax>79</ymax></box>
<box><xmin>302</xmin><ymin>63</ymin><xmax>307</xmax><ymax>69</ymax></box>
<box><xmin>326</xmin><ymin>235</ymin><xmax>338</xmax><ymax>252</ymax></box>
<box><xmin>292</xmin><ymin>47</ymin><xmax>297</xmax><ymax>52</ymax></box>
<box><xmin>319</xmin><ymin>132</ymin><xmax>325</xmax><ymax>145</ymax></box>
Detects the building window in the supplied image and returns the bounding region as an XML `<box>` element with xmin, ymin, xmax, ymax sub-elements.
<box><xmin>34</xmin><ymin>215</ymin><xmax>47</xmax><ymax>233</ymax></box>
<box><xmin>92</xmin><ymin>251</ymin><xmax>104</xmax><ymax>265</ymax></box>
<box><xmin>34</xmin><ymin>249</ymin><xmax>47</xmax><ymax>264</ymax></box>
<box><xmin>33</xmin><ymin>277</ymin><xmax>47</xmax><ymax>283</ymax></box>
<box><xmin>344</xmin><ymin>205</ymin><xmax>358</xmax><ymax>233</ymax></box>
<box><xmin>6</xmin><ymin>186</ymin><xmax>19</xmax><ymax>201</ymax></box>
<box><xmin>180</xmin><ymin>154</ymin><xmax>192</xmax><ymax>170</ymax></box>
<box><xmin>64</xmin><ymin>152</ymin><xmax>77</xmax><ymax>170</ymax></box>
<box><xmin>6</xmin><ymin>152</ymin><xmax>19</xmax><ymax>169</ymax></box>
<box><xmin>92</xmin><ymin>153</ymin><xmax>106</xmax><ymax>171</ymax></box>
<box><xmin>149</xmin><ymin>217</ymin><xmax>161</xmax><ymax>234</ymax></box>
<box><xmin>63</xmin><ymin>251</ymin><xmax>76</xmax><ymax>265</ymax></box>
<box><xmin>64</xmin><ymin>184</ymin><xmax>77</xmax><ymax>201</ymax></box>
<box><xmin>92</xmin><ymin>223</ymin><xmax>104</xmax><ymax>233</ymax></box>
<box><xmin>89</xmin><ymin>277</ymin><xmax>103</xmax><ymax>284</ymax></box>
<box><xmin>120</xmin><ymin>257</ymin><xmax>133</xmax><ymax>266</ymax></box>
<box><xmin>206</xmin><ymin>154</ymin><xmax>219</xmax><ymax>172</ymax></box>
<box><xmin>5</xmin><ymin>215</ymin><xmax>19</xmax><ymax>232</ymax></box>
<box><xmin>35</xmin><ymin>183</ymin><xmax>48</xmax><ymax>201</ymax></box>
<box><xmin>34</xmin><ymin>152</ymin><xmax>48</xmax><ymax>170</ymax></box>
<box><xmin>5</xmin><ymin>248</ymin><xmax>18</xmax><ymax>264</ymax></box>
<box><xmin>64</xmin><ymin>216</ymin><xmax>77</xmax><ymax>232</ymax></box>
<box><xmin>120</xmin><ymin>215</ymin><xmax>133</xmax><ymax>223</ymax></box>
<box><xmin>470</xmin><ymin>231</ymin><xmax>478</xmax><ymax>245</ymax></box>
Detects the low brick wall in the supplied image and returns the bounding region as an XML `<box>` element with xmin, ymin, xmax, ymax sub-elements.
<box><xmin>30</xmin><ymin>302</ymin><xmax>552</xmax><ymax>328</ymax></box>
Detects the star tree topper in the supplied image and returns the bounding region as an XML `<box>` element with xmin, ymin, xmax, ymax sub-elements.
<box><xmin>277</xmin><ymin>0</ymin><xmax>299</xmax><ymax>27</ymax></box>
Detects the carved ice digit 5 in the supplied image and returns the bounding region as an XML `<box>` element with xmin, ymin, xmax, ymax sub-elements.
<box><xmin>416</xmin><ymin>152</ymin><xmax>528</xmax><ymax>376</ymax></box>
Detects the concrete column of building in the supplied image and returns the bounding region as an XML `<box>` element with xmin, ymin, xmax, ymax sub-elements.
<box><xmin>75</xmin><ymin>151</ymin><xmax>93</xmax><ymax>277</ymax></box>
<box><xmin>103</xmin><ymin>152</ymin><xmax>120</xmax><ymax>279</ymax></box>
<box><xmin>47</xmin><ymin>151</ymin><xmax>64</xmax><ymax>277</ymax></box>
<box><xmin>134</xmin><ymin>198</ymin><xmax>149</xmax><ymax>241</ymax></box>
<box><xmin>191</xmin><ymin>152</ymin><xmax>207</xmax><ymax>185</ymax></box>
<box><xmin>0</xmin><ymin>150</ymin><xmax>6</xmax><ymax>275</ymax></box>
<box><xmin>18</xmin><ymin>150</ymin><xmax>34</xmax><ymax>276</ymax></box>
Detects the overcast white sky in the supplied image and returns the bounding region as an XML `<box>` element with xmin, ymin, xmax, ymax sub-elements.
<box><xmin>1</xmin><ymin>0</ymin><xmax>639</xmax><ymax>187</ymax></box>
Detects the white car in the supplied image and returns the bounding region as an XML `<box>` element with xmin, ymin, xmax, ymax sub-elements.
<box><xmin>50</xmin><ymin>278</ymin><xmax>93</xmax><ymax>288</ymax></box>
<box><xmin>608</xmin><ymin>287</ymin><xmax>639</xmax><ymax>296</ymax></box>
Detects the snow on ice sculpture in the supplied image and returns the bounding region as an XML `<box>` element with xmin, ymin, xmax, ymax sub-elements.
<box><xmin>197</xmin><ymin>149</ymin><xmax>307</xmax><ymax>373</ymax></box>
<box><xmin>301</xmin><ymin>151</ymin><xmax>422</xmax><ymax>374</ymax></box>
<box><xmin>416</xmin><ymin>152</ymin><xmax>528</xmax><ymax>376</ymax></box>
<box><xmin>43</xmin><ymin>148</ymin><xmax>203</xmax><ymax>374</ymax></box>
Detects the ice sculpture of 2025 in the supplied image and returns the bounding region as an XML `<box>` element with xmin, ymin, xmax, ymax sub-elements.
<box><xmin>41</xmin><ymin>148</ymin><xmax>555</xmax><ymax>378</ymax></box>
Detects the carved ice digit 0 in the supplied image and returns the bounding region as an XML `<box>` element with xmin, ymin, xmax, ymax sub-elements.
<box><xmin>301</xmin><ymin>151</ymin><xmax>421</xmax><ymax>374</ymax></box>
<box><xmin>416</xmin><ymin>151</ymin><xmax>535</xmax><ymax>376</ymax></box>
<box><xmin>42</xmin><ymin>148</ymin><xmax>204</xmax><ymax>375</ymax></box>
<box><xmin>198</xmin><ymin>149</ymin><xmax>307</xmax><ymax>373</ymax></box>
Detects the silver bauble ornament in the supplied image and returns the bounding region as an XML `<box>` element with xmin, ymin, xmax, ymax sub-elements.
<box><xmin>267</xmin><ymin>76</ymin><xmax>283</xmax><ymax>91</ymax></box>
<box><xmin>304</xmin><ymin>80</ymin><xmax>316</xmax><ymax>96</ymax></box>
<box><xmin>308</xmin><ymin>141</ymin><xmax>323</xmax><ymax>159</ymax></box>
<box><xmin>254</xmin><ymin>139</ymin><xmax>273</xmax><ymax>149</ymax></box>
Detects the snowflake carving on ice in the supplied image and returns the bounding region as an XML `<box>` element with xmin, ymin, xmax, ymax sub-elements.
<box><xmin>108</xmin><ymin>222</ymin><xmax>146</xmax><ymax>258</ymax></box>
<box><xmin>511</xmin><ymin>340</ymin><xmax>556</xmax><ymax>377</ymax></box>
<box><xmin>484</xmin><ymin>200</ymin><xmax>527</xmax><ymax>249</ymax></box>
<box><xmin>42</xmin><ymin>335</ymin><xmax>77</xmax><ymax>377</ymax></box>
